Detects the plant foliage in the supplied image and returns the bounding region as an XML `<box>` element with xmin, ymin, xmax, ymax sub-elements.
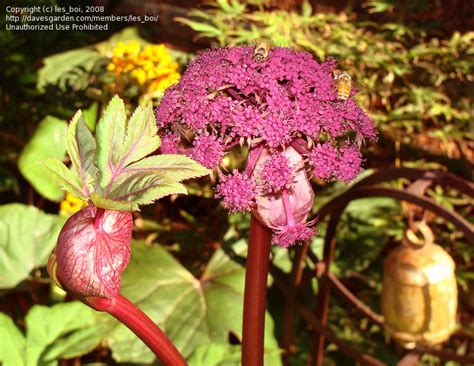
<box><xmin>42</xmin><ymin>96</ymin><xmax>210</xmax><ymax>211</ymax></box>
<box><xmin>177</xmin><ymin>0</ymin><xmax>473</xmax><ymax>148</ymax></box>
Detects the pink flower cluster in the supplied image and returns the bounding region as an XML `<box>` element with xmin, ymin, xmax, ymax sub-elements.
<box><xmin>260</xmin><ymin>154</ymin><xmax>293</xmax><ymax>193</ymax></box>
<box><xmin>215</xmin><ymin>170</ymin><xmax>256</xmax><ymax>212</ymax></box>
<box><xmin>156</xmin><ymin>46</ymin><xmax>376</xmax><ymax>246</ymax></box>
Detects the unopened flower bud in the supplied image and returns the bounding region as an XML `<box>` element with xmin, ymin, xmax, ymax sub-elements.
<box><xmin>52</xmin><ymin>205</ymin><xmax>133</xmax><ymax>300</ymax></box>
<box><xmin>253</xmin><ymin>146</ymin><xmax>316</xmax><ymax>247</ymax></box>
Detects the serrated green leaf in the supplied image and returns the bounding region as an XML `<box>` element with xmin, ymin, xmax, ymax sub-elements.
<box><xmin>0</xmin><ymin>301</ymin><xmax>107</xmax><ymax>366</ymax></box>
<box><xmin>0</xmin><ymin>313</ymin><xmax>26</xmax><ymax>366</ymax></box>
<box><xmin>67</xmin><ymin>111</ymin><xmax>98</xmax><ymax>197</ymax></box>
<box><xmin>58</xmin><ymin>96</ymin><xmax>209</xmax><ymax>210</ymax></box>
<box><xmin>108</xmin><ymin>173</ymin><xmax>187</xmax><ymax>205</ymax></box>
<box><xmin>95</xmin><ymin>95</ymin><xmax>127</xmax><ymax>190</ymax></box>
<box><xmin>188</xmin><ymin>344</ymin><xmax>241</xmax><ymax>366</ymax></box>
<box><xmin>25</xmin><ymin>302</ymin><xmax>103</xmax><ymax>365</ymax></box>
<box><xmin>175</xmin><ymin>18</ymin><xmax>223</xmax><ymax>37</ymax></box>
<box><xmin>122</xmin><ymin>154</ymin><xmax>210</xmax><ymax>182</ymax></box>
<box><xmin>0</xmin><ymin>204</ymin><xmax>65</xmax><ymax>289</ymax></box>
<box><xmin>120</xmin><ymin>105</ymin><xmax>160</xmax><ymax>168</ymax></box>
<box><xmin>37</xmin><ymin>48</ymin><xmax>105</xmax><ymax>92</ymax></box>
<box><xmin>107</xmin><ymin>240</ymin><xmax>281</xmax><ymax>364</ymax></box>
<box><xmin>18</xmin><ymin>116</ymin><xmax>67</xmax><ymax>202</ymax></box>
<box><xmin>42</xmin><ymin>323</ymin><xmax>107</xmax><ymax>361</ymax></box>
<box><xmin>82</xmin><ymin>102</ymin><xmax>99</xmax><ymax>132</ymax></box>
<box><xmin>41</xmin><ymin>159</ymin><xmax>87</xmax><ymax>200</ymax></box>
<box><xmin>90</xmin><ymin>193</ymin><xmax>135</xmax><ymax>211</ymax></box>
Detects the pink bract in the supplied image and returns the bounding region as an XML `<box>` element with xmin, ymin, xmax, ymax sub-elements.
<box><xmin>253</xmin><ymin>147</ymin><xmax>315</xmax><ymax>246</ymax></box>
<box><xmin>55</xmin><ymin>206</ymin><xmax>133</xmax><ymax>299</ymax></box>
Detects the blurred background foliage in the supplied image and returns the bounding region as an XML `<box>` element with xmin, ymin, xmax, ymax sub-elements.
<box><xmin>177</xmin><ymin>0</ymin><xmax>473</xmax><ymax>169</ymax></box>
<box><xmin>0</xmin><ymin>0</ymin><xmax>472</xmax><ymax>365</ymax></box>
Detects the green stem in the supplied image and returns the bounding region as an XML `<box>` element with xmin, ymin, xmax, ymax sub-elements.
<box><xmin>86</xmin><ymin>294</ymin><xmax>187</xmax><ymax>366</ymax></box>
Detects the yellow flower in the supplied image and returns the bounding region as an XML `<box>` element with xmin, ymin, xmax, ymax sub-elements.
<box><xmin>148</xmin><ymin>72</ymin><xmax>181</xmax><ymax>93</ymax></box>
<box><xmin>131</xmin><ymin>68</ymin><xmax>147</xmax><ymax>84</ymax></box>
<box><xmin>59</xmin><ymin>192</ymin><xmax>87</xmax><ymax>217</ymax></box>
<box><xmin>107</xmin><ymin>41</ymin><xmax>181</xmax><ymax>93</ymax></box>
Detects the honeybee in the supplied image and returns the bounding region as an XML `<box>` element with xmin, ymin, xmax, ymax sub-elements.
<box><xmin>172</xmin><ymin>122</ymin><xmax>195</xmax><ymax>142</ymax></box>
<box><xmin>254</xmin><ymin>40</ymin><xmax>272</xmax><ymax>62</ymax></box>
<box><xmin>336</xmin><ymin>72</ymin><xmax>352</xmax><ymax>102</ymax></box>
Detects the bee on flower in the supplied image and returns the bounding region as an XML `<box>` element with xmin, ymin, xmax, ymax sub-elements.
<box><xmin>254</xmin><ymin>39</ymin><xmax>272</xmax><ymax>62</ymax></box>
<box><xmin>336</xmin><ymin>72</ymin><xmax>352</xmax><ymax>102</ymax></box>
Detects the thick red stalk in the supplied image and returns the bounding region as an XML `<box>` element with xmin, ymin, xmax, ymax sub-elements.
<box><xmin>87</xmin><ymin>295</ymin><xmax>187</xmax><ymax>366</ymax></box>
<box><xmin>242</xmin><ymin>215</ymin><xmax>272</xmax><ymax>366</ymax></box>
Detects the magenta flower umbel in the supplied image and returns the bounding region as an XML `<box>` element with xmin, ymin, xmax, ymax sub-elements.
<box><xmin>156</xmin><ymin>46</ymin><xmax>376</xmax><ymax>246</ymax></box>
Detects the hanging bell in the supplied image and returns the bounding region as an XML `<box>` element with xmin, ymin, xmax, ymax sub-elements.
<box><xmin>381</xmin><ymin>221</ymin><xmax>457</xmax><ymax>349</ymax></box>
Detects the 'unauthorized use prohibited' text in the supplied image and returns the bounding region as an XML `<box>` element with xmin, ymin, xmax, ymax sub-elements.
<box><xmin>5</xmin><ymin>5</ymin><xmax>159</xmax><ymax>31</ymax></box>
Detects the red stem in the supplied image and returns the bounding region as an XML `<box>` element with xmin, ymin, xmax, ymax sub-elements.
<box><xmin>87</xmin><ymin>295</ymin><xmax>187</xmax><ymax>366</ymax></box>
<box><xmin>242</xmin><ymin>215</ymin><xmax>272</xmax><ymax>366</ymax></box>
<box><xmin>93</xmin><ymin>207</ymin><xmax>105</xmax><ymax>229</ymax></box>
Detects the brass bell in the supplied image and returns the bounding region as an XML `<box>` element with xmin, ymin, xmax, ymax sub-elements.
<box><xmin>381</xmin><ymin>221</ymin><xmax>457</xmax><ymax>349</ymax></box>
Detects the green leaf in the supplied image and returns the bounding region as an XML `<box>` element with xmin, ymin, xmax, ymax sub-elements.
<box><xmin>37</xmin><ymin>48</ymin><xmax>105</xmax><ymax>92</ymax></box>
<box><xmin>65</xmin><ymin>96</ymin><xmax>209</xmax><ymax>210</ymax></box>
<box><xmin>107</xmin><ymin>240</ymin><xmax>281</xmax><ymax>365</ymax></box>
<box><xmin>107</xmin><ymin>173</ymin><xmax>188</xmax><ymax>207</ymax></box>
<box><xmin>0</xmin><ymin>166</ymin><xmax>19</xmax><ymax>194</ymax></box>
<box><xmin>66</xmin><ymin>110</ymin><xmax>98</xmax><ymax>197</ymax></box>
<box><xmin>42</xmin><ymin>324</ymin><xmax>107</xmax><ymax>361</ymax></box>
<box><xmin>90</xmin><ymin>193</ymin><xmax>135</xmax><ymax>211</ymax></box>
<box><xmin>18</xmin><ymin>116</ymin><xmax>67</xmax><ymax>202</ymax></box>
<box><xmin>301</xmin><ymin>1</ymin><xmax>313</xmax><ymax>17</ymax></box>
<box><xmin>366</xmin><ymin>0</ymin><xmax>396</xmax><ymax>14</ymax></box>
<box><xmin>25</xmin><ymin>302</ymin><xmax>103</xmax><ymax>365</ymax></box>
<box><xmin>0</xmin><ymin>204</ymin><xmax>65</xmax><ymax>289</ymax></box>
<box><xmin>41</xmin><ymin>159</ymin><xmax>87</xmax><ymax>200</ymax></box>
<box><xmin>188</xmin><ymin>344</ymin><xmax>241</xmax><ymax>366</ymax></box>
<box><xmin>0</xmin><ymin>302</ymin><xmax>106</xmax><ymax>365</ymax></box>
<box><xmin>95</xmin><ymin>95</ymin><xmax>127</xmax><ymax>190</ymax></box>
<box><xmin>82</xmin><ymin>102</ymin><xmax>99</xmax><ymax>132</ymax></box>
<box><xmin>175</xmin><ymin>18</ymin><xmax>223</xmax><ymax>37</ymax></box>
<box><xmin>333</xmin><ymin>197</ymin><xmax>403</xmax><ymax>277</ymax></box>
<box><xmin>0</xmin><ymin>313</ymin><xmax>26</xmax><ymax>366</ymax></box>
<box><xmin>122</xmin><ymin>154</ymin><xmax>211</xmax><ymax>183</ymax></box>
<box><xmin>120</xmin><ymin>105</ymin><xmax>160</xmax><ymax>168</ymax></box>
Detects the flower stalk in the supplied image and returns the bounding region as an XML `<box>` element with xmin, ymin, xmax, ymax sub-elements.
<box><xmin>86</xmin><ymin>295</ymin><xmax>187</xmax><ymax>366</ymax></box>
<box><xmin>242</xmin><ymin>215</ymin><xmax>272</xmax><ymax>366</ymax></box>
<box><xmin>154</xmin><ymin>45</ymin><xmax>377</xmax><ymax>365</ymax></box>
